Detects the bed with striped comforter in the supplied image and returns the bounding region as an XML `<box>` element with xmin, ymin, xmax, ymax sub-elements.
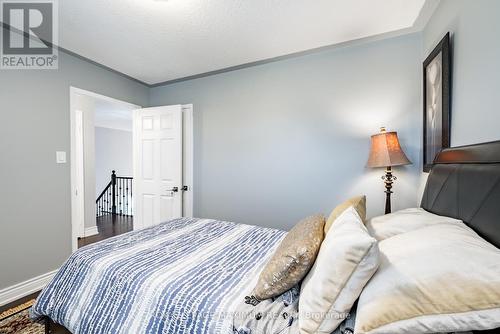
<box><xmin>31</xmin><ymin>217</ymin><xmax>286</xmax><ymax>334</ymax></box>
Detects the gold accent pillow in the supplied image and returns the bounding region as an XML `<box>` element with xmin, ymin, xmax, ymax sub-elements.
<box><xmin>324</xmin><ymin>196</ymin><xmax>366</xmax><ymax>234</ymax></box>
<box><xmin>253</xmin><ymin>214</ymin><xmax>325</xmax><ymax>300</ymax></box>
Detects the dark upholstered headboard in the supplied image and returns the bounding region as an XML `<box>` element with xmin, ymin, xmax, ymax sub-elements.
<box><xmin>421</xmin><ymin>140</ymin><xmax>500</xmax><ymax>248</ymax></box>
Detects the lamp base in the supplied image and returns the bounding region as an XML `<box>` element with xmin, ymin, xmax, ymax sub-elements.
<box><xmin>382</xmin><ymin>166</ymin><xmax>396</xmax><ymax>214</ymax></box>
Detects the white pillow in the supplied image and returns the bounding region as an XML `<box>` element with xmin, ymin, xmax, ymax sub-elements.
<box><xmin>355</xmin><ymin>222</ymin><xmax>500</xmax><ymax>334</ymax></box>
<box><xmin>366</xmin><ymin>207</ymin><xmax>462</xmax><ymax>241</ymax></box>
<box><xmin>299</xmin><ymin>206</ymin><xmax>379</xmax><ymax>334</ymax></box>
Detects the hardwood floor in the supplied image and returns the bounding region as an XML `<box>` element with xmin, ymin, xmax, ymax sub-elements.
<box><xmin>78</xmin><ymin>214</ymin><xmax>133</xmax><ymax>248</ymax></box>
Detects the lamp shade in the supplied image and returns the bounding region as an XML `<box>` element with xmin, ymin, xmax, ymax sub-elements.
<box><xmin>366</xmin><ymin>129</ymin><xmax>411</xmax><ymax>168</ymax></box>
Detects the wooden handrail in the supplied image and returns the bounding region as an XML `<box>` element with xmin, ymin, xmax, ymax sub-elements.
<box><xmin>96</xmin><ymin>181</ymin><xmax>112</xmax><ymax>204</ymax></box>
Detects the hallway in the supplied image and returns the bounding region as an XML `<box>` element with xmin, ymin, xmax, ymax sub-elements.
<box><xmin>78</xmin><ymin>214</ymin><xmax>133</xmax><ymax>248</ymax></box>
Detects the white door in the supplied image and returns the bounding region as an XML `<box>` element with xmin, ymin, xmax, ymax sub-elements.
<box><xmin>133</xmin><ymin>105</ymin><xmax>183</xmax><ymax>229</ymax></box>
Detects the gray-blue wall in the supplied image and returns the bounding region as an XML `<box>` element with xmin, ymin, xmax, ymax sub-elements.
<box><xmin>0</xmin><ymin>33</ymin><xmax>149</xmax><ymax>289</ymax></box>
<box><xmin>423</xmin><ymin>0</ymin><xmax>500</xmax><ymax>146</ymax></box>
<box><xmin>150</xmin><ymin>34</ymin><xmax>423</xmax><ymax>230</ymax></box>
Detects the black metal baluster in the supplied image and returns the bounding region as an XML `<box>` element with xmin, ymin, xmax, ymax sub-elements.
<box><xmin>111</xmin><ymin>171</ymin><xmax>116</xmax><ymax>215</ymax></box>
<box><xmin>120</xmin><ymin>179</ymin><xmax>123</xmax><ymax>215</ymax></box>
<box><xmin>118</xmin><ymin>178</ymin><xmax>120</xmax><ymax>215</ymax></box>
<box><xmin>117</xmin><ymin>179</ymin><xmax>119</xmax><ymax>215</ymax></box>
<box><xmin>123</xmin><ymin>179</ymin><xmax>128</xmax><ymax>216</ymax></box>
<box><xmin>125</xmin><ymin>179</ymin><xmax>129</xmax><ymax>216</ymax></box>
<box><xmin>116</xmin><ymin>177</ymin><xmax>119</xmax><ymax>215</ymax></box>
<box><xmin>97</xmin><ymin>179</ymin><xmax>119</xmax><ymax>217</ymax></box>
<box><xmin>121</xmin><ymin>178</ymin><xmax>123</xmax><ymax>215</ymax></box>
<box><xmin>121</xmin><ymin>178</ymin><xmax>124</xmax><ymax>215</ymax></box>
<box><xmin>117</xmin><ymin>178</ymin><xmax>119</xmax><ymax>215</ymax></box>
<box><xmin>119</xmin><ymin>178</ymin><xmax>123</xmax><ymax>215</ymax></box>
<box><xmin>123</xmin><ymin>179</ymin><xmax>126</xmax><ymax>216</ymax></box>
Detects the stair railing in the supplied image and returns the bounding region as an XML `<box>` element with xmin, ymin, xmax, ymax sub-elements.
<box><xmin>96</xmin><ymin>170</ymin><xmax>133</xmax><ymax>217</ymax></box>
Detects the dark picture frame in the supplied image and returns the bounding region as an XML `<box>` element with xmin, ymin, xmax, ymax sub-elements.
<box><xmin>423</xmin><ymin>32</ymin><xmax>451</xmax><ymax>172</ymax></box>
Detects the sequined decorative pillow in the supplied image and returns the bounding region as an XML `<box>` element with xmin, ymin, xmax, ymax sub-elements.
<box><xmin>252</xmin><ymin>215</ymin><xmax>325</xmax><ymax>300</ymax></box>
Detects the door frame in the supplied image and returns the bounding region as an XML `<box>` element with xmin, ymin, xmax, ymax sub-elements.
<box><xmin>69</xmin><ymin>87</ymin><xmax>141</xmax><ymax>252</ymax></box>
<box><xmin>73</xmin><ymin>109</ymin><xmax>85</xmax><ymax>244</ymax></box>
<box><xmin>132</xmin><ymin>104</ymin><xmax>194</xmax><ymax>230</ymax></box>
<box><xmin>181</xmin><ymin>104</ymin><xmax>194</xmax><ymax>218</ymax></box>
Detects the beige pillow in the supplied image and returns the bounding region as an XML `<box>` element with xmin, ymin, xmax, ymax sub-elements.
<box><xmin>324</xmin><ymin>195</ymin><xmax>366</xmax><ymax>234</ymax></box>
<box><xmin>299</xmin><ymin>206</ymin><xmax>379</xmax><ymax>334</ymax></box>
<box><xmin>253</xmin><ymin>214</ymin><xmax>325</xmax><ymax>300</ymax></box>
<box><xmin>355</xmin><ymin>222</ymin><xmax>500</xmax><ymax>334</ymax></box>
<box><xmin>366</xmin><ymin>207</ymin><xmax>462</xmax><ymax>241</ymax></box>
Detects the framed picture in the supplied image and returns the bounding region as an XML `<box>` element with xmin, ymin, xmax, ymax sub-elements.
<box><xmin>423</xmin><ymin>32</ymin><xmax>451</xmax><ymax>172</ymax></box>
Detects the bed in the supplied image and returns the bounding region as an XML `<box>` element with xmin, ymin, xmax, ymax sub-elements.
<box><xmin>31</xmin><ymin>218</ymin><xmax>286</xmax><ymax>333</ymax></box>
<box><xmin>32</xmin><ymin>140</ymin><xmax>500</xmax><ymax>333</ymax></box>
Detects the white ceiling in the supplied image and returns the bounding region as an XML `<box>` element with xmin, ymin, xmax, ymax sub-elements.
<box><xmin>94</xmin><ymin>99</ymin><xmax>134</xmax><ymax>132</ymax></box>
<box><xmin>60</xmin><ymin>0</ymin><xmax>427</xmax><ymax>85</ymax></box>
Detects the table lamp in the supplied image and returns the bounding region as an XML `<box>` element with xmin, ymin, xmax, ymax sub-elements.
<box><xmin>366</xmin><ymin>127</ymin><xmax>411</xmax><ymax>214</ymax></box>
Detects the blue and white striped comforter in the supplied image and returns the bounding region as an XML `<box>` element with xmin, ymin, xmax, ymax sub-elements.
<box><xmin>31</xmin><ymin>218</ymin><xmax>286</xmax><ymax>334</ymax></box>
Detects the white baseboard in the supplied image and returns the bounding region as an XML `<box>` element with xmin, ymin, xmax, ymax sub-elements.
<box><xmin>85</xmin><ymin>226</ymin><xmax>99</xmax><ymax>237</ymax></box>
<box><xmin>0</xmin><ymin>270</ymin><xmax>58</xmax><ymax>306</ymax></box>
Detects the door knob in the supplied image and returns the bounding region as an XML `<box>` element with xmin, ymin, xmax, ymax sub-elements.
<box><xmin>170</xmin><ymin>187</ymin><xmax>179</xmax><ymax>192</ymax></box>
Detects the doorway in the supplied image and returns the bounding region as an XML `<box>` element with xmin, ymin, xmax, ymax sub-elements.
<box><xmin>70</xmin><ymin>87</ymin><xmax>193</xmax><ymax>251</ymax></box>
